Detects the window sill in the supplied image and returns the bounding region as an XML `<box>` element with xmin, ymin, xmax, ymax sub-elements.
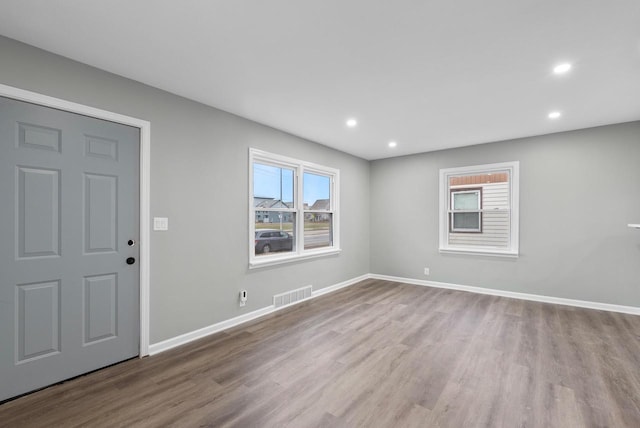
<box><xmin>249</xmin><ymin>248</ymin><xmax>342</xmax><ymax>269</ymax></box>
<box><xmin>439</xmin><ymin>247</ymin><xmax>519</xmax><ymax>258</ymax></box>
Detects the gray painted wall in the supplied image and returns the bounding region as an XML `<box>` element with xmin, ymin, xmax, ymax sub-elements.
<box><xmin>371</xmin><ymin>122</ymin><xmax>640</xmax><ymax>306</ymax></box>
<box><xmin>0</xmin><ymin>36</ymin><xmax>371</xmax><ymax>343</ymax></box>
<box><xmin>2</xmin><ymin>35</ymin><xmax>638</xmax><ymax>350</ymax></box>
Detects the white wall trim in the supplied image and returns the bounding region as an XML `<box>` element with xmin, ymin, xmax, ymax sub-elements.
<box><xmin>148</xmin><ymin>274</ymin><xmax>369</xmax><ymax>355</ymax></box>
<box><xmin>369</xmin><ymin>274</ymin><xmax>640</xmax><ymax>315</ymax></box>
<box><xmin>312</xmin><ymin>274</ymin><xmax>369</xmax><ymax>297</ymax></box>
<box><xmin>149</xmin><ymin>305</ymin><xmax>276</xmax><ymax>356</ymax></box>
<box><xmin>0</xmin><ymin>84</ymin><xmax>152</xmax><ymax>356</ymax></box>
<box><xmin>249</xmin><ymin>248</ymin><xmax>342</xmax><ymax>269</ymax></box>
<box><xmin>149</xmin><ymin>271</ymin><xmax>638</xmax><ymax>357</ymax></box>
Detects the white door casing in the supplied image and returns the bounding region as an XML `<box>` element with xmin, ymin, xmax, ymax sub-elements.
<box><xmin>0</xmin><ymin>84</ymin><xmax>151</xmax><ymax>359</ymax></box>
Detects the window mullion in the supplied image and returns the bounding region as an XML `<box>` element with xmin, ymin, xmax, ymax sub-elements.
<box><xmin>297</xmin><ymin>166</ymin><xmax>303</xmax><ymax>254</ymax></box>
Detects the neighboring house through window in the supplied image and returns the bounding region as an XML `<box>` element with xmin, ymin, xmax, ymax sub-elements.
<box><xmin>439</xmin><ymin>161</ymin><xmax>519</xmax><ymax>256</ymax></box>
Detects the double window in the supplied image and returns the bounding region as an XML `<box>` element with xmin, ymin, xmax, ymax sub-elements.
<box><xmin>249</xmin><ymin>149</ymin><xmax>340</xmax><ymax>267</ymax></box>
<box><xmin>439</xmin><ymin>161</ymin><xmax>519</xmax><ymax>257</ymax></box>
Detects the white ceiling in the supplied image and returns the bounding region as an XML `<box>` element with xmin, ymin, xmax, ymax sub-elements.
<box><xmin>1</xmin><ymin>0</ymin><xmax>639</xmax><ymax>160</ymax></box>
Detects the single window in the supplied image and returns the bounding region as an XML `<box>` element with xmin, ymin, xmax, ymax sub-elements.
<box><xmin>250</xmin><ymin>149</ymin><xmax>340</xmax><ymax>267</ymax></box>
<box><xmin>450</xmin><ymin>189</ymin><xmax>482</xmax><ymax>232</ymax></box>
<box><xmin>439</xmin><ymin>162</ymin><xmax>519</xmax><ymax>257</ymax></box>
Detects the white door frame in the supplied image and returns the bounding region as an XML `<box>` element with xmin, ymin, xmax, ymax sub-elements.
<box><xmin>0</xmin><ymin>83</ymin><xmax>151</xmax><ymax>357</ymax></box>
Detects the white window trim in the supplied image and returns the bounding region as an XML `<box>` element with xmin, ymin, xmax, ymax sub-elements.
<box><xmin>249</xmin><ymin>148</ymin><xmax>340</xmax><ymax>268</ymax></box>
<box><xmin>439</xmin><ymin>161</ymin><xmax>519</xmax><ymax>257</ymax></box>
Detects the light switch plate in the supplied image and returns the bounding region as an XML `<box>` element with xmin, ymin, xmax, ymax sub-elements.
<box><xmin>153</xmin><ymin>217</ymin><xmax>169</xmax><ymax>231</ymax></box>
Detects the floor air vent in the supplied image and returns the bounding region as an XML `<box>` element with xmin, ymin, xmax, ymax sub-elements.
<box><xmin>273</xmin><ymin>285</ymin><xmax>313</xmax><ymax>308</ymax></box>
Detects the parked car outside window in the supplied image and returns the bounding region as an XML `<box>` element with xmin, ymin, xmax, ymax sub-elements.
<box><xmin>255</xmin><ymin>229</ymin><xmax>293</xmax><ymax>254</ymax></box>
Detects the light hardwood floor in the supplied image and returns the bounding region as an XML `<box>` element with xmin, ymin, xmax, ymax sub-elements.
<box><xmin>1</xmin><ymin>279</ymin><xmax>640</xmax><ymax>427</ymax></box>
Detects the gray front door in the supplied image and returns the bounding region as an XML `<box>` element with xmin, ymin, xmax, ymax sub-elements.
<box><xmin>0</xmin><ymin>96</ymin><xmax>140</xmax><ymax>402</ymax></box>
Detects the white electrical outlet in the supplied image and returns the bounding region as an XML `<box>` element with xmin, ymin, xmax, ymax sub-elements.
<box><xmin>239</xmin><ymin>290</ymin><xmax>248</xmax><ymax>307</ymax></box>
<box><xmin>424</xmin><ymin>267</ymin><xmax>430</xmax><ymax>276</ymax></box>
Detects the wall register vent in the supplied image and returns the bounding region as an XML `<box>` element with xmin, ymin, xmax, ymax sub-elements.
<box><xmin>273</xmin><ymin>285</ymin><xmax>312</xmax><ymax>308</ymax></box>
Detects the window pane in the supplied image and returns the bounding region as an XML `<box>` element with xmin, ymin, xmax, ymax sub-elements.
<box><xmin>452</xmin><ymin>192</ymin><xmax>479</xmax><ymax>210</ymax></box>
<box><xmin>253</xmin><ymin>163</ymin><xmax>294</xmax><ymax>208</ymax></box>
<box><xmin>446</xmin><ymin>168</ymin><xmax>512</xmax><ymax>248</ymax></box>
<box><xmin>304</xmin><ymin>213</ymin><xmax>332</xmax><ymax>250</ymax></box>
<box><xmin>254</xmin><ymin>212</ymin><xmax>296</xmax><ymax>256</ymax></box>
<box><xmin>452</xmin><ymin>212</ymin><xmax>480</xmax><ymax>230</ymax></box>
<box><xmin>303</xmin><ymin>172</ymin><xmax>331</xmax><ymax>211</ymax></box>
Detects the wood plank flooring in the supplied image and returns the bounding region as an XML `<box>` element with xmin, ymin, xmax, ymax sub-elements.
<box><xmin>2</xmin><ymin>279</ymin><xmax>640</xmax><ymax>427</ymax></box>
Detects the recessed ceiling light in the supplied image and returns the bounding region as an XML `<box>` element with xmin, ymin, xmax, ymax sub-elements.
<box><xmin>548</xmin><ymin>111</ymin><xmax>562</xmax><ymax>119</ymax></box>
<box><xmin>388</xmin><ymin>141</ymin><xmax>397</xmax><ymax>148</ymax></box>
<box><xmin>553</xmin><ymin>63</ymin><xmax>572</xmax><ymax>74</ymax></box>
<box><xmin>346</xmin><ymin>118</ymin><xmax>357</xmax><ymax>128</ymax></box>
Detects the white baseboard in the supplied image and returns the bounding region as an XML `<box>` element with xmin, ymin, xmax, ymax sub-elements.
<box><xmin>368</xmin><ymin>274</ymin><xmax>640</xmax><ymax>316</ymax></box>
<box><xmin>312</xmin><ymin>274</ymin><xmax>370</xmax><ymax>297</ymax></box>
<box><xmin>149</xmin><ymin>272</ymin><xmax>638</xmax><ymax>356</ymax></box>
<box><xmin>148</xmin><ymin>274</ymin><xmax>370</xmax><ymax>355</ymax></box>
<box><xmin>148</xmin><ymin>305</ymin><xmax>275</xmax><ymax>355</ymax></box>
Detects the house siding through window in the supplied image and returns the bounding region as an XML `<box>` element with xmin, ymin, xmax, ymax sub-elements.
<box><xmin>449</xmin><ymin>181</ymin><xmax>510</xmax><ymax>248</ymax></box>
